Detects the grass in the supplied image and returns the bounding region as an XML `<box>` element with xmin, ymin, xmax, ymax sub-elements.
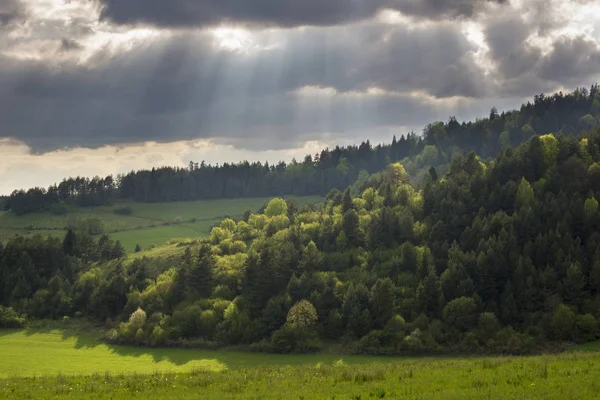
<box><xmin>0</xmin><ymin>327</ymin><xmax>392</xmax><ymax>378</ymax></box>
<box><xmin>0</xmin><ymin>196</ymin><xmax>322</xmax><ymax>252</ymax></box>
<box><xmin>2</xmin><ymin>327</ymin><xmax>600</xmax><ymax>399</ymax></box>
<box><xmin>2</xmin><ymin>329</ymin><xmax>600</xmax><ymax>399</ymax></box>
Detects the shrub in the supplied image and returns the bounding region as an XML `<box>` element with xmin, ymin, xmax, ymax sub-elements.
<box><xmin>357</xmin><ymin>330</ymin><xmax>392</xmax><ymax>355</ymax></box>
<box><xmin>385</xmin><ymin>315</ymin><xmax>406</xmax><ymax>335</ymax></box>
<box><xmin>104</xmin><ymin>328</ymin><xmax>118</xmax><ymax>343</ymax></box>
<box><xmin>50</xmin><ymin>202</ymin><xmax>68</xmax><ymax>215</ymax></box>
<box><xmin>551</xmin><ymin>304</ymin><xmax>576</xmax><ymax>341</ymax></box>
<box><xmin>576</xmin><ymin>314</ymin><xmax>599</xmax><ymax>342</ymax></box>
<box><xmin>286</xmin><ymin>300</ymin><xmax>318</xmax><ymax>330</ymax></box>
<box><xmin>129</xmin><ymin>307</ymin><xmax>147</xmax><ymax>330</ymax></box>
<box><xmin>114</xmin><ymin>206</ymin><xmax>133</xmax><ymax>215</ymax></box>
<box><xmin>135</xmin><ymin>328</ymin><xmax>146</xmax><ymax>345</ymax></box>
<box><xmin>150</xmin><ymin>326</ymin><xmax>169</xmax><ymax>347</ymax></box>
<box><xmin>265</xmin><ymin>198</ymin><xmax>287</xmax><ymax>217</ymax></box>
<box><xmin>172</xmin><ymin>305</ymin><xmax>203</xmax><ymax>339</ymax></box>
<box><xmin>443</xmin><ymin>297</ymin><xmax>478</xmax><ymax>332</ymax></box>
<box><xmin>0</xmin><ymin>306</ymin><xmax>26</xmax><ymax>328</ymax></box>
<box><xmin>199</xmin><ymin>310</ymin><xmax>218</xmax><ymax>339</ymax></box>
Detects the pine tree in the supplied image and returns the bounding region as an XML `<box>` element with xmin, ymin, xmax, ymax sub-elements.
<box><xmin>111</xmin><ymin>240</ymin><xmax>126</xmax><ymax>260</ymax></box>
<box><xmin>369</xmin><ymin>278</ymin><xmax>395</xmax><ymax>329</ymax></box>
<box><xmin>299</xmin><ymin>241</ymin><xmax>322</xmax><ymax>274</ymax></box>
<box><xmin>341</xmin><ymin>189</ymin><xmax>353</xmax><ymax>214</ymax></box>
<box><xmin>62</xmin><ymin>229</ymin><xmax>78</xmax><ymax>256</ymax></box>
<box><xmin>188</xmin><ymin>245</ymin><xmax>213</xmax><ymax>299</ymax></box>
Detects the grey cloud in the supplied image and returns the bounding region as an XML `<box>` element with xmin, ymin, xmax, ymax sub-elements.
<box><xmin>0</xmin><ymin>0</ymin><xmax>24</xmax><ymax>26</ymax></box>
<box><xmin>483</xmin><ymin>7</ymin><xmax>600</xmax><ymax>98</ymax></box>
<box><xmin>392</xmin><ymin>0</ymin><xmax>508</xmax><ymax>20</ymax></box>
<box><xmin>540</xmin><ymin>36</ymin><xmax>600</xmax><ymax>83</ymax></box>
<box><xmin>0</xmin><ymin>22</ymin><xmax>491</xmax><ymax>153</ymax></box>
<box><xmin>97</xmin><ymin>0</ymin><xmax>384</xmax><ymax>29</ymax></box>
<box><xmin>59</xmin><ymin>38</ymin><xmax>83</xmax><ymax>52</ymax></box>
<box><xmin>485</xmin><ymin>14</ymin><xmax>542</xmax><ymax>80</ymax></box>
<box><xmin>95</xmin><ymin>0</ymin><xmax>507</xmax><ymax>29</ymax></box>
<box><xmin>2</xmin><ymin>6</ymin><xmax>598</xmax><ymax>154</ymax></box>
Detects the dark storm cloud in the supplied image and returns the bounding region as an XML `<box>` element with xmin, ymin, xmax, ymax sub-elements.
<box><xmin>0</xmin><ymin>21</ymin><xmax>494</xmax><ymax>153</ymax></box>
<box><xmin>59</xmin><ymin>38</ymin><xmax>83</xmax><ymax>52</ymax></box>
<box><xmin>392</xmin><ymin>0</ymin><xmax>508</xmax><ymax>20</ymax></box>
<box><xmin>95</xmin><ymin>0</ymin><xmax>508</xmax><ymax>29</ymax></box>
<box><xmin>539</xmin><ymin>36</ymin><xmax>600</xmax><ymax>83</ymax></box>
<box><xmin>485</xmin><ymin>15</ymin><xmax>542</xmax><ymax>79</ymax></box>
<box><xmin>0</xmin><ymin>0</ymin><xmax>24</xmax><ymax>26</ymax></box>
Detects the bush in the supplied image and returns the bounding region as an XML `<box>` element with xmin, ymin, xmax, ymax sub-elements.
<box><xmin>172</xmin><ymin>305</ymin><xmax>203</xmax><ymax>339</ymax></box>
<box><xmin>0</xmin><ymin>306</ymin><xmax>26</xmax><ymax>328</ymax></box>
<box><xmin>114</xmin><ymin>206</ymin><xmax>133</xmax><ymax>215</ymax></box>
<box><xmin>385</xmin><ymin>315</ymin><xmax>406</xmax><ymax>335</ymax></box>
<box><xmin>129</xmin><ymin>308</ymin><xmax>147</xmax><ymax>330</ymax></box>
<box><xmin>150</xmin><ymin>326</ymin><xmax>169</xmax><ymax>347</ymax></box>
<box><xmin>443</xmin><ymin>297</ymin><xmax>478</xmax><ymax>332</ymax></box>
<box><xmin>357</xmin><ymin>330</ymin><xmax>393</xmax><ymax>355</ymax></box>
<box><xmin>135</xmin><ymin>328</ymin><xmax>146</xmax><ymax>345</ymax></box>
<box><xmin>270</xmin><ymin>325</ymin><xmax>322</xmax><ymax>354</ymax></box>
<box><xmin>576</xmin><ymin>314</ymin><xmax>599</xmax><ymax>342</ymax></box>
<box><xmin>551</xmin><ymin>304</ymin><xmax>576</xmax><ymax>341</ymax></box>
<box><xmin>50</xmin><ymin>202</ymin><xmax>68</xmax><ymax>215</ymax></box>
<box><xmin>104</xmin><ymin>328</ymin><xmax>118</xmax><ymax>343</ymax></box>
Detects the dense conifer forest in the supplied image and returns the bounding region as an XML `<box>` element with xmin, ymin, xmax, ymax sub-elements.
<box><xmin>2</xmin><ymin>87</ymin><xmax>600</xmax><ymax>355</ymax></box>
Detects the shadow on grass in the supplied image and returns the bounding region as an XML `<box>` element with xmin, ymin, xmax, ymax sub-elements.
<box><xmin>105</xmin><ymin>344</ymin><xmax>228</xmax><ymax>367</ymax></box>
<box><xmin>4</xmin><ymin>322</ymin><xmax>229</xmax><ymax>368</ymax></box>
<box><xmin>3</xmin><ymin>320</ymin><xmax>403</xmax><ymax>372</ymax></box>
<box><xmin>19</xmin><ymin>319</ymin><xmax>105</xmax><ymax>350</ymax></box>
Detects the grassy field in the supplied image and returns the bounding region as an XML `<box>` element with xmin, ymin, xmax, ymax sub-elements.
<box><xmin>0</xmin><ymin>328</ymin><xmax>389</xmax><ymax>378</ymax></box>
<box><xmin>1</xmin><ymin>328</ymin><xmax>600</xmax><ymax>399</ymax></box>
<box><xmin>0</xmin><ymin>196</ymin><xmax>322</xmax><ymax>252</ymax></box>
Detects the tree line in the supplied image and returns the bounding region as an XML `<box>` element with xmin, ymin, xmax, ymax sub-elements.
<box><xmin>2</xmin><ymin>124</ymin><xmax>600</xmax><ymax>354</ymax></box>
<box><xmin>3</xmin><ymin>86</ymin><xmax>600</xmax><ymax>215</ymax></box>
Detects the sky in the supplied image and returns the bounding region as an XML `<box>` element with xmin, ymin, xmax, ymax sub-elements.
<box><xmin>1</xmin><ymin>0</ymin><xmax>600</xmax><ymax>194</ymax></box>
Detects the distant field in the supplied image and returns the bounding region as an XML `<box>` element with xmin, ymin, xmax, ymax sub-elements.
<box><xmin>0</xmin><ymin>196</ymin><xmax>322</xmax><ymax>252</ymax></box>
<box><xmin>2</xmin><ymin>328</ymin><xmax>600</xmax><ymax>399</ymax></box>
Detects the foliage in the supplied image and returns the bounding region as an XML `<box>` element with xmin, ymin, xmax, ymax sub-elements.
<box><xmin>0</xmin><ymin>305</ymin><xmax>26</xmax><ymax>328</ymax></box>
<box><xmin>4</xmin><ymin>88</ymin><xmax>600</xmax><ymax>355</ymax></box>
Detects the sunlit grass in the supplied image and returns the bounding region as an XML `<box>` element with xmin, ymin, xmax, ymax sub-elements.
<box><xmin>0</xmin><ymin>328</ymin><xmax>391</xmax><ymax>378</ymax></box>
<box><xmin>2</xmin><ymin>327</ymin><xmax>600</xmax><ymax>399</ymax></box>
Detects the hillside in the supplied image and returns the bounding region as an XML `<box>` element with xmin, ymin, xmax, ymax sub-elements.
<box><xmin>2</xmin><ymin>125</ymin><xmax>600</xmax><ymax>356</ymax></box>
<box><xmin>2</xmin><ymin>88</ymin><xmax>600</xmax><ymax>356</ymax></box>
<box><xmin>0</xmin><ymin>196</ymin><xmax>322</xmax><ymax>252</ymax></box>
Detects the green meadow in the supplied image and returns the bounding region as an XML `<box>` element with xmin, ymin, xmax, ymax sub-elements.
<box><xmin>0</xmin><ymin>328</ymin><xmax>388</xmax><ymax>378</ymax></box>
<box><xmin>0</xmin><ymin>196</ymin><xmax>322</xmax><ymax>252</ymax></box>
<box><xmin>1</xmin><ymin>327</ymin><xmax>600</xmax><ymax>399</ymax></box>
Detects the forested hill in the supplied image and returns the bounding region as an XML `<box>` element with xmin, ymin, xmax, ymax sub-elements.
<box><xmin>2</xmin><ymin>127</ymin><xmax>600</xmax><ymax>354</ymax></box>
<box><xmin>4</xmin><ymin>86</ymin><xmax>600</xmax><ymax>215</ymax></box>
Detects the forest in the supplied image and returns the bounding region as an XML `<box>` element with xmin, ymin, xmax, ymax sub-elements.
<box><xmin>2</xmin><ymin>86</ymin><xmax>600</xmax><ymax>355</ymax></box>
<box><xmin>2</xmin><ymin>86</ymin><xmax>600</xmax><ymax>215</ymax></box>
